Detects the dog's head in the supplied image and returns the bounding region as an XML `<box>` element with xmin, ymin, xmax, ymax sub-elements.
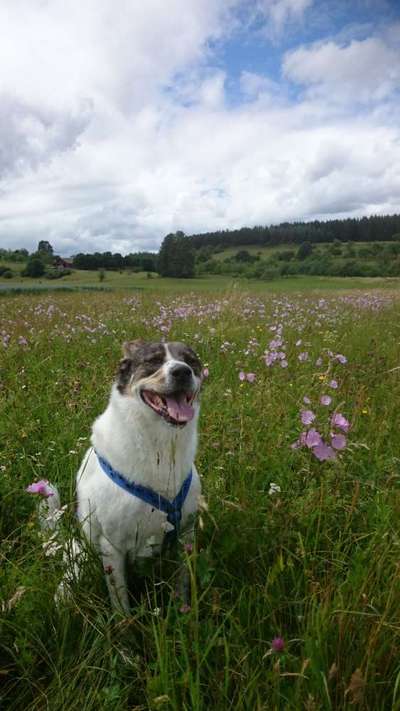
<box><xmin>116</xmin><ymin>340</ymin><xmax>203</xmax><ymax>427</ymax></box>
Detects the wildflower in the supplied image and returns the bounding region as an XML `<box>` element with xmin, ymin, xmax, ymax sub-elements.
<box><xmin>268</xmin><ymin>482</ymin><xmax>281</xmax><ymax>495</ymax></box>
<box><xmin>42</xmin><ymin>535</ymin><xmax>63</xmax><ymax>557</ymax></box>
<box><xmin>305</xmin><ymin>428</ymin><xmax>322</xmax><ymax>449</ymax></box>
<box><xmin>362</xmin><ymin>408</ymin><xmax>368</xmax><ymax>415</ymax></box>
<box><xmin>315</xmin><ymin>357</ymin><xmax>323</xmax><ymax>366</ymax></box>
<box><xmin>301</xmin><ymin>410</ymin><xmax>316</xmax><ymax>426</ymax></box>
<box><xmin>18</xmin><ymin>336</ymin><xmax>28</xmax><ymax>346</ymax></box>
<box><xmin>280</xmin><ymin>359</ymin><xmax>288</xmax><ymax>368</ymax></box>
<box><xmin>179</xmin><ymin>603</ymin><xmax>191</xmax><ymax>614</ymax></box>
<box><xmin>320</xmin><ymin>395</ymin><xmax>332</xmax><ymax>406</ymax></box>
<box><xmin>246</xmin><ymin>372</ymin><xmax>256</xmax><ymax>383</ymax></box>
<box><xmin>331</xmin><ymin>434</ymin><xmax>347</xmax><ymax>450</ymax></box>
<box><xmin>331</xmin><ymin>413</ymin><xmax>350</xmax><ymax>432</ymax></box>
<box><xmin>303</xmin><ymin>396</ymin><xmax>311</xmax><ymax>405</ymax></box>
<box><xmin>329</xmin><ymin>379</ymin><xmax>338</xmax><ymax>389</ymax></box>
<box><xmin>26</xmin><ymin>480</ymin><xmax>55</xmax><ymax>498</ymax></box>
<box><xmin>184</xmin><ymin>543</ymin><xmax>193</xmax><ymax>553</ymax></box>
<box><xmin>239</xmin><ymin>371</ymin><xmax>246</xmax><ymax>381</ymax></box>
<box><xmin>271</xmin><ymin>637</ymin><xmax>285</xmax><ymax>653</ymax></box>
<box><xmin>336</xmin><ymin>354</ymin><xmax>347</xmax><ymax>364</ymax></box>
<box><xmin>295</xmin><ymin>339</ymin><xmax>302</xmax><ymax>347</ymax></box>
<box><xmin>202</xmin><ymin>367</ymin><xmax>209</xmax><ymax>379</ymax></box>
<box><xmin>313</xmin><ymin>442</ymin><xmax>337</xmax><ymax>461</ymax></box>
<box><xmin>298</xmin><ymin>352</ymin><xmax>309</xmax><ymax>362</ymax></box>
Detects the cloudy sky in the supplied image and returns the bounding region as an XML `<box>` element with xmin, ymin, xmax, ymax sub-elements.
<box><xmin>0</xmin><ymin>0</ymin><xmax>399</xmax><ymax>255</ymax></box>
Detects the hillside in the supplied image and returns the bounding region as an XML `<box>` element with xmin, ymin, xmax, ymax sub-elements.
<box><xmin>196</xmin><ymin>240</ymin><xmax>400</xmax><ymax>279</ymax></box>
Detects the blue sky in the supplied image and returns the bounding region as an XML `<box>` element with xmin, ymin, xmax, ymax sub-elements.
<box><xmin>0</xmin><ymin>0</ymin><xmax>399</xmax><ymax>254</ymax></box>
<box><xmin>219</xmin><ymin>0</ymin><xmax>400</xmax><ymax>103</ymax></box>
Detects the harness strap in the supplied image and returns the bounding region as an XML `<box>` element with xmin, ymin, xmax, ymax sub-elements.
<box><xmin>96</xmin><ymin>451</ymin><xmax>192</xmax><ymax>543</ymax></box>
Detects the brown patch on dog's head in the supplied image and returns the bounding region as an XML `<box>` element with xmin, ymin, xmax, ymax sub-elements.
<box><xmin>117</xmin><ymin>341</ymin><xmax>167</xmax><ymax>394</ymax></box>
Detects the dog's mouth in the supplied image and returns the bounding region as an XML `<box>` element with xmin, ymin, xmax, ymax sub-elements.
<box><xmin>141</xmin><ymin>389</ymin><xmax>196</xmax><ymax>426</ymax></box>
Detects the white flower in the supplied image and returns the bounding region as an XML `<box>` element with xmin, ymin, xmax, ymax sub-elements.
<box><xmin>42</xmin><ymin>534</ymin><xmax>63</xmax><ymax>557</ymax></box>
<box><xmin>268</xmin><ymin>483</ymin><xmax>281</xmax><ymax>496</ymax></box>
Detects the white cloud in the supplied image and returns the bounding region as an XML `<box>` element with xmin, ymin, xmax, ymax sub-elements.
<box><xmin>283</xmin><ymin>36</ymin><xmax>400</xmax><ymax>103</ymax></box>
<box><xmin>240</xmin><ymin>71</ymin><xmax>282</xmax><ymax>100</ymax></box>
<box><xmin>0</xmin><ymin>95</ymin><xmax>92</xmax><ymax>178</ymax></box>
<box><xmin>252</xmin><ymin>0</ymin><xmax>313</xmax><ymax>37</ymax></box>
<box><xmin>0</xmin><ymin>1</ymin><xmax>399</xmax><ymax>255</ymax></box>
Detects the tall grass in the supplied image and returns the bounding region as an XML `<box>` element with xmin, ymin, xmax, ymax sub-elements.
<box><xmin>1</xmin><ymin>286</ymin><xmax>400</xmax><ymax>709</ymax></box>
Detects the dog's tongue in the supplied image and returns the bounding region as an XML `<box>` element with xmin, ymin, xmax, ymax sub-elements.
<box><xmin>165</xmin><ymin>394</ymin><xmax>194</xmax><ymax>423</ymax></box>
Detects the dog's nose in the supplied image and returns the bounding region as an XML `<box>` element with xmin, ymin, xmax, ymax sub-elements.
<box><xmin>170</xmin><ymin>364</ymin><xmax>192</xmax><ymax>382</ymax></box>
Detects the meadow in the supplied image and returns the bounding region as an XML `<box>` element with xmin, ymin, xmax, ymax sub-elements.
<box><xmin>1</xmin><ymin>280</ymin><xmax>400</xmax><ymax>709</ymax></box>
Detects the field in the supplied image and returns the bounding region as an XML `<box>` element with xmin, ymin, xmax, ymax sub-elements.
<box><xmin>1</xmin><ymin>280</ymin><xmax>400</xmax><ymax>709</ymax></box>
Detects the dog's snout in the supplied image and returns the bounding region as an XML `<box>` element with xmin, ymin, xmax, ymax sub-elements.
<box><xmin>170</xmin><ymin>364</ymin><xmax>192</xmax><ymax>381</ymax></box>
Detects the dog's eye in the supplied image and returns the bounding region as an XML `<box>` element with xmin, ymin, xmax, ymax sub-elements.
<box><xmin>183</xmin><ymin>352</ymin><xmax>202</xmax><ymax>375</ymax></box>
<box><xmin>143</xmin><ymin>352</ymin><xmax>164</xmax><ymax>369</ymax></box>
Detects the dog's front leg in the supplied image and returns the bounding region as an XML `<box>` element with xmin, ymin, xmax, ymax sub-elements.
<box><xmin>100</xmin><ymin>535</ymin><xmax>130</xmax><ymax>614</ymax></box>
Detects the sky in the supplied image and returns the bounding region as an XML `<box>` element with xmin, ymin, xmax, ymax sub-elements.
<box><xmin>0</xmin><ymin>0</ymin><xmax>399</xmax><ymax>256</ymax></box>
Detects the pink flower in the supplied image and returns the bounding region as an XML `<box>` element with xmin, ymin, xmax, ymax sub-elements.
<box><xmin>246</xmin><ymin>372</ymin><xmax>256</xmax><ymax>383</ymax></box>
<box><xmin>26</xmin><ymin>480</ymin><xmax>55</xmax><ymax>498</ymax></box>
<box><xmin>271</xmin><ymin>637</ymin><xmax>285</xmax><ymax>653</ymax></box>
<box><xmin>305</xmin><ymin>428</ymin><xmax>322</xmax><ymax>449</ymax></box>
<box><xmin>179</xmin><ymin>603</ymin><xmax>191</xmax><ymax>614</ymax></box>
<box><xmin>301</xmin><ymin>409</ymin><xmax>316</xmax><ymax>426</ymax></box>
<box><xmin>331</xmin><ymin>433</ymin><xmax>347</xmax><ymax>450</ymax></box>
<box><xmin>298</xmin><ymin>352</ymin><xmax>309</xmax><ymax>362</ymax></box>
<box><xmin>336</xmin><ymin>354</ymin><xmax>347</xmax><ymax>364</ymax></box>
<box><xmin>313</xmin><ymin>443</ymin><xmax>337</xmax><ymax>461</ymax></box>
<box><xmin>202</xmin><ymin>367</ymin><xmax>209</xmax><ymax>379</ymax></box>
<box><xmin>329</xmin><ymin>379</ymin><xmax>338</xmax><ymax>389</ymax></box>
<box><xmin>239</xmin><ymin>371</ymin><xmax>246</xmax><ymax>381</ymax></box>
<box><xmin>320</xmin><ymin>395</ymin><xmax>332</xmax><ymax>406</ymax></box>
<box><xmin>280</xmin><ymin>359</ymin><xmax>288</xmax><ymax>368</ymax></box>
<box><xmin>184</xmin><ymin>543</ymin><xmax>193</xmax><ymax>553</ymax></box>
<box><xmin>303</xmin><ymin>396</ymin><xmax>311</xmax><ymax>405</ymax></box>
<box><xmin>331</xmin><ymin>413</ymin><xmax>350</xmax><ymax>432</ymax></box>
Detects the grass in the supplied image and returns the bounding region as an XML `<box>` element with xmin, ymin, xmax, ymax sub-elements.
<box><xmin>1</xmin><ymin>283</ymin><xmax>400</xmax><ymax>709</ymax></box>
<box><xmin>1</xmin><ymin>264</ymin><xmax>400</xmax><ymax>295</ymax></box>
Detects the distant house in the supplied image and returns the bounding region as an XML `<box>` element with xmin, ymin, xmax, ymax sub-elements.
<box><xmin>53</xmin><ymin>257</ymin><xmax>74</xmax><ymax>270</ymax></box>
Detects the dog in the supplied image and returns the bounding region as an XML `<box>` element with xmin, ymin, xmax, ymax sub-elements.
<box><xmin>54</xmin><ymin>339</ymin><xmax>203</xmax><ymax>613</ymax></box>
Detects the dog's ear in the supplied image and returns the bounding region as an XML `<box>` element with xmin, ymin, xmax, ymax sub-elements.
<box><xmin>122</xmin><ymin>339</ymin><xmax>145</xmax><ymax>359</ymax></box>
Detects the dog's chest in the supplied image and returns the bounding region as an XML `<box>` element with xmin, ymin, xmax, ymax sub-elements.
<box><xmin>79</xmin><ymin>456</ymin><xmax>200</xmax><ymax>555</ymax></box>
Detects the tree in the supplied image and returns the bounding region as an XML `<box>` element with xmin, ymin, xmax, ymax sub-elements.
<box><xmin>297</xmin><ymin>242</ymin><xmax>313</xmax><ymax>260</ymax></box>
<box><xmin>234</xmin><ymin>249</ymin><xmax>253</xmax><ymax>262</ymax></box>
<box><xmin>38</xmin><ymin>240</ymin><xmax>53</xmax><ymax>255</ymax></box>
<box><xmin>23</xmin><ymin>256</ymin><xmax>45</xmax><ymax>278</ymax></box>
<box><xmin>158</xmin><ymin>232</ymin><xmax>195</xmax><ymax>278</ymax></box>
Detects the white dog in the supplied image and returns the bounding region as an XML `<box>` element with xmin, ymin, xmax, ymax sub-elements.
<box><xmin>55</xmin><ymin>339</ymin><xmax>203</xmax><ymax>613</ymax></box>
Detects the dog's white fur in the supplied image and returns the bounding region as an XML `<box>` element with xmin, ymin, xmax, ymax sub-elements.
<box><xmin>64</xmin><ymin>346</ymin><xmax>202</xmax><ymax>613</ymax></box>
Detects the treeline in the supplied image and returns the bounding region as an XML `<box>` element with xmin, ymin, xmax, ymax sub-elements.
<box><xmin>72</xmin><ymin>251</ymin><xmax>157</xmax><ymax>271</ymax></box>
<box><xmin>189</xmin><ymin>214</ymin><xmax>400</xmax><ymax>249</ymax></box>
<box><xmin>0</xmin><ymin>248</ymin><xmax>29</xmax><ymax>262</ymax></box>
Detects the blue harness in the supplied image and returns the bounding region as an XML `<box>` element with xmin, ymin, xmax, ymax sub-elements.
<box><xmin>96</xmin><ymin>452</ymin><xmax>193</xmax><ymax>545</ymax></box>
